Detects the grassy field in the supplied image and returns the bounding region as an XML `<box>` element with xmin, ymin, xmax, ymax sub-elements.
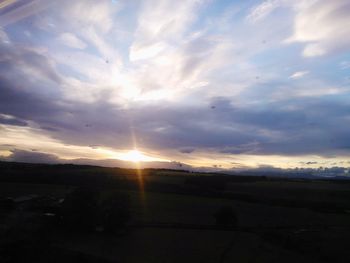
<box><xmin>1</xmin><ymin>166</ymin><xmax>350</xmax><ymax>263</ymax></box>
<box><xmin>1</xmin><ymin>181</ymin><xmax>350</xmax><ymax>228</ymax></box>
<box><xmin>129</xmin><ymin>175</ymin><xmax>350</xmax><ymax>228</ymax></box>
<box><xmin>0</xmin><ymin>182</ymin><xmax>72</xmax><ymax>198</ymax></box>
<box><xmin>123</xmin><ymin>190</ymin><xmax>350</xmax><ymax>228</ymax></box>
<box><xmin>56</xmin><ymin>228</ymin><xmax>317</xmax><ymax>263</ymax></box>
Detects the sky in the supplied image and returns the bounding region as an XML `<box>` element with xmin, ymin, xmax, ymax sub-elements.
<box><xmin>0</xmin><ymin>0</ymin><xmax>350</xmax><ymax>170</ymax></box>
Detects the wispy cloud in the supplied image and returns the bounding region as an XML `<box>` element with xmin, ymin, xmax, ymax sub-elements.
<box><xmin>57</xmin><ymin>33</ymin><xmax>87</xmax><ymax>50</ymax></box>
<box><xmin>287</xmin><ymin>0</ymin><xmax>350</xmax><ymax>57</ymax></box>
<box><xmin>289</xmin><ymin>71</ymin><xmax>309</xmax><ymax>79</ymax></box>
<box><xmin>0</xmin><ymin>0</ymin><xmax>53</xmax><ymax>27</ymax></box>
<box><xmin>246</xmin><ymin>0</ymin><xmax>283</xmax><ymax>23</ymax></box>
<box><xmin>0</xmin><ymin>0</ymin><xmax>349</xmax><ymax>169</ymax></box>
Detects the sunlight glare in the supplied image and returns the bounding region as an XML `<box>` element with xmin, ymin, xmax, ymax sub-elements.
<box><xmin>122</xmin><ymin>150</ymin><xmax>148</xmax><ymax>162</ymax></box>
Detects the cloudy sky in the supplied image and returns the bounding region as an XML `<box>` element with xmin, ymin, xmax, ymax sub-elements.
<box><xmin>0</xmin><ymin>0</ymin><xmax>350</xmax><ymax>169</ymax></box>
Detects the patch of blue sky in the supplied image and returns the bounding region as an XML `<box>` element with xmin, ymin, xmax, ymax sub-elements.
<box><xmin>189</xmin><ymin>0</ymin><xmax>251</xmax><ymax>35</ymax></box>
<box><xmin>55</xmin><ymin>61</ymin><xmax>90</xmax><ymax>83</ymax></box>
<box><xmin>5</xmin><ymin>18</ymin><xmax>42</xmax><ymax>44</ymax></box>
<box><xmin>249</xmin><ymin>45</ymin><xmax>302</xmax><ymax>76</ymax></box>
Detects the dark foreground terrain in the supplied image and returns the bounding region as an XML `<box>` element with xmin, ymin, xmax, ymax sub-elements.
<box><xmin>1</xmin><ymin>161</ymin><xmax>350</xmax><ymax>263</ymax></box>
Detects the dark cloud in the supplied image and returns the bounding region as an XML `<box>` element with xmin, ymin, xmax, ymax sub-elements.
<box><xmin>1</xmin><ymin>63</ymin><xmax>350</xmax><ymax>157</ymax></box>
<box><xmin>179</xmin><ymin>147</ymin><xmax>195</xmax><ymax>154</ymax></box>
<box><xmin>300</xmin><ymin>161</ymin><xmax>318</xmax><ymax>165</ymax></box>
<box><xmin>40</xmin><ymin>126</ymin><xmax>60</xmax><ymax>132</ymax></box>
<box><xmin>2</xmin><ymin>149</ymin><xmax>350</xmax><ymax>178</ymax></box>
<box><xmin>0</xmin><ymin>45</ymin><xmax>64</xmax><ymax>123</ymax></box>
<box><xmin>228</xmin><ymin>165</ymin><xmax>350</xmax><ymax>178</ymax></box>
<box><xmin>0</xmin><ymin>42</ymin><xmax>350</xmax><ymax>158</ymax></box>
<box><xmin>0</xmin><ymin>115</ymin><xmax>27</xmax><ymax>126</ymax></box>
<box><xmin>0</xmin><ymin>44</ymin><xmax>62</xmax><ymax>84</ymax></box>
<box><xmin>0</xmin><ymin>149</ymin><xmax>192</xmax><ymax>170</ymax></box>
<box><xmin>3</xmin><ymin>149</ymin><xmax>60</xmax><ymax>164</ymax></box>
<box><xmin>1</xmin><ymin>144</ymin><xmax>15</xmax><ymax>147</ymax></box>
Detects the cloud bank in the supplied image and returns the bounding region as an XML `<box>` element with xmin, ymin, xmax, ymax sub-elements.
<box><xmin>0</xmin><ymin>0</ymin><xmax>350</xmax><ymax>169</ymax></box>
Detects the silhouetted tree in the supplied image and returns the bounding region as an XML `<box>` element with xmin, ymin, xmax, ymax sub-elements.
<box><xmin>214</xmin><ymin>206</ymin><xmax>238</xmax><ymax>226</ymax></box>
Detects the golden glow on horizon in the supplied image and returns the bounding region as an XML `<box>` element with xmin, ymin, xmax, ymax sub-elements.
<box><xmin>117</xmin><ymin>149</ymin><xmax>168</xmax><ymax>163</ymax></box>
<box><xmin>121</xmin><ymin>149</ymin><xmax>147</xmax><ymax>163</ymax></box>
<box><xmin>1</xmin><ymin>125</ymin><xmax>350</xmax><ymax>169</ymax></box>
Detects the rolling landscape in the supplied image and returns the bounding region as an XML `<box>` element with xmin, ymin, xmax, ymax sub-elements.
<box><xmin>1</xmin><ymin>161</ymin><xmax>350</xmax><ymax>262</ymax></box>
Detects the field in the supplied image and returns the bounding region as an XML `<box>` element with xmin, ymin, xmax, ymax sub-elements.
<box><xmin>1</xmin><ymin>162</ymin><xmax>350</xmax><ymax>262</ymax></box>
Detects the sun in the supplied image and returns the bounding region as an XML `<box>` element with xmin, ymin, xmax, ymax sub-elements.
<box><xmin>115</xmin><ymin>149</ymin><xmax>169</xmax><ymax>163</ymax></box>
<box><xmin>122</xmin><ymin>150</ymin><xmax>148</xmax><ymax>163</ymax></box>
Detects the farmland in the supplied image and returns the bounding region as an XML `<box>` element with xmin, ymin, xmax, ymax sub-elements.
<box><xmin>1</xmin><ymin>162</ymin><xmax>350</xmax><ymax>262</ymax></box>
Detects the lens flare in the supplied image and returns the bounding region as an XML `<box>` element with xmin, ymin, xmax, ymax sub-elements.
<box><xmin>122</xmin><ymin>149</ymin><xmax>145</xmax><ymax>162</ymax></box>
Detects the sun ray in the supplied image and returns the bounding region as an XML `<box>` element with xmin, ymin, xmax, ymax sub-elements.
<box><xmin>121</xmin><ymin>150</ymin><xmax>149</xmax><ymax>163</ymax></box>
<box><xmin>126</xmin><ymin>115</ymin><xmax>147</xmax><ymax>212</ymax></box>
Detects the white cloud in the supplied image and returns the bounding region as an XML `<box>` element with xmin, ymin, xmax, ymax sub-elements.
<box><xmin>294</xmin><ymin>86</ymin><xmax>349</xmax><ymax>97</ymax></box>
<box><xmin>287</xmin><ymin>0</ymin><xmax>350</xmax><ymax>57</ymax></box>
<box><xmin>0</xmin><ymin>0</ymin><xmax>53</xmax><ymax>27</ymax></box>
<box><xmin>58</xmin><ymin>32</ymin><xmax>86</xmax><ymax>49</ymax></box>
<box><xmin>63</xmin><ymin>0</ymin><xmax>116</xmax><ymax>34</ymax></box>
<box><xmin>246</xmin><ymin>0</ymin><xmax>283</xmax><ymax>23</ymax></box>
<box><xmin>0</xmin><ymin>27</ymin><xmax>10</xmax><ymax>44</ymax></box>
<box><xmin>302</xmin><ymin>43</ymin><xmax>326</xmax><ymax>57</ymax></box>
<box><xmin>130</xmin><ymin>42</ymin><xmax>167</xmax><ymax>61</ymax></box>
<box><xmin>81</xmin><ymin>27</ymin><xmax>122</xmax><ymax>65</ymax></box>
<box><xmin>2</xmin><ymin>0</ymin><xmax>350</xmax><ymax>168</ymax></box>
<box><xmin>130</xmin><ymin>0</ymin><xmax>203</xmax><ymax>61</ymax></box>
<box><xmin>289</xmin><ymin>71</ymin><xmax>309</xmax><ymax>79</ymax></box>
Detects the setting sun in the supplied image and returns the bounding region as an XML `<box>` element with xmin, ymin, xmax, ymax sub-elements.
<box><xmin>121</xmin><ymin>150</ymin><xmax>149</xmax><ymax>163</ymax></box>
